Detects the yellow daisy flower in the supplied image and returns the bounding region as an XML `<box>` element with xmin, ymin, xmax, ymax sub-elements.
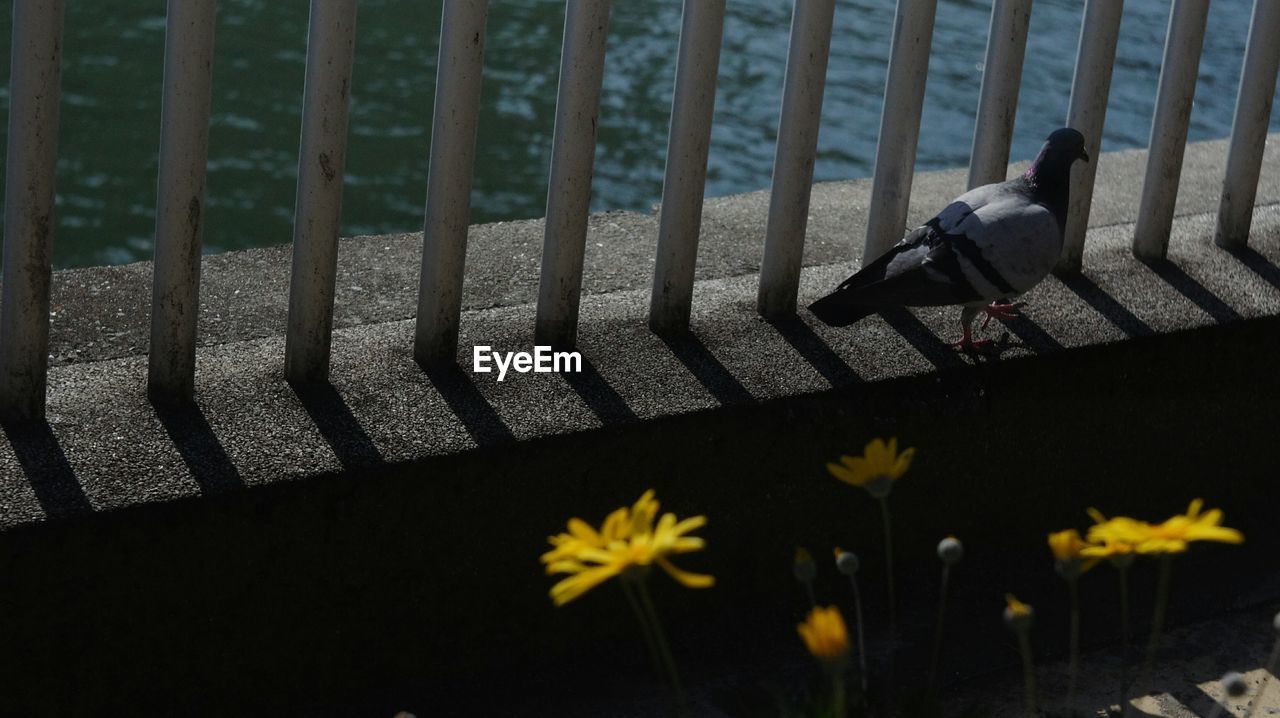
<box><xmin>826</xmin><ymin>437</ymin><xmax>915</xmax><ymax>497</ymax></box>
<box><xmin>1047</xmin><ymin>528</ymin><xmax>1099</xmax><ymax>574</ymax></box>
<box><xmin>1088</xmin><ymin>499</ymin><xmax>1244</xmax><ymax>555</ymax></box>
<box><xmin>541</xmin><ymin>490</ymin><xmax>714</xmax><ymax>606</ymax></box>
<box><xmin>797</xmin><ymin>605</ymin><xmax>849</xmax><ymax>661</ymax></box>
<box><xmin>1079</xmin><ymin>508</ymin><xmax>1137</xmax><ymax>562</ymax></box>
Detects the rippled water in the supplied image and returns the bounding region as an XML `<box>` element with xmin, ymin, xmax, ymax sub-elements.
<box><xmin>0</xmin><ymin>0</ymin><xmax>1274</xmax><ymax>268</ymax></box>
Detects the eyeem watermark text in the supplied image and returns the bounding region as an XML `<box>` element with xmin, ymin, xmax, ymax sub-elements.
<box><xmin>472</xmin><ymin>345</ymin><xmax>583</xmax><ymax>381</ymax></box>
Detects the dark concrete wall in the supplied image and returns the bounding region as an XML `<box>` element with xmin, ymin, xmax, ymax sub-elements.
<box><xmin>2</xmin><ymin>316</ymin><xmax>1276</xmax><ymax>716</ymax></box>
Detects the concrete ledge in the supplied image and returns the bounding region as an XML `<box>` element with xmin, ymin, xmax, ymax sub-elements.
<box><xmin>6</xmin><ymin>154</ymin><xmax>1280</xmax><ymax>528</ymax></box>
<box><xmin>40</xmin><ymin>134</ymin><xmax>1280</xmax><ymax>366</ymax></box>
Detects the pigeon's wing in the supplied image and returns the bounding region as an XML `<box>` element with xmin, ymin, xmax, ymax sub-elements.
<box><xmin>828</xmin><ymin>185</ymin><xmax>1019</xmax><ymax>306</ymax></box>
<box><xmin>827</xmin><ymin>223</ymin><xmax>977</xmax><ymax>307</ymax></box>
<box><xmin>943</xmin><ymin>191</ymin><xmax>1063</xmax><ymax>297</ymax></box>
<box><xmin>846</xmin><ymin>183</ymin><xmax>1062</xmax><ymax>303</ymax></box>
<box><xmin>809</xmin><ymin>180</ymin><xmax>1060</xmax><ymax>323</ymax></box>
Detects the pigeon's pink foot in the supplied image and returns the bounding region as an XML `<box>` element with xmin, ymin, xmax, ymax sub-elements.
<box><xmin>949</xmin><ymin>336</ymin><xmax>995</xmax><ymax>352</ymax></box>
<box><xmin>980</xmin><ymin>300</ymin><xmax>1024</xmax><ymax>330</ymax></box>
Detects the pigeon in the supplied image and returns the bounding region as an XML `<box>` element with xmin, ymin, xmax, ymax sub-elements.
<box><xmin>809</xmin><ymin>127</ymin><xmax>1089</xmax><ymax>350</ymax></box>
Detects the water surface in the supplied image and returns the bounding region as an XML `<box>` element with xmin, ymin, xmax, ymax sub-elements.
<box><xmin>0</xmin><ymin>0</ymin><xmax>1274</xmax><ymax>268</ymax></box>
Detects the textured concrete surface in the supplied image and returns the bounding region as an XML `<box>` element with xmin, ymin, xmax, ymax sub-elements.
<box><xmin>37</xmin><ymin>134</ymin><xmax>1280</xmax><ymax>367</ymax></box>
<box><xmin>4</xmin><ymin>136</ymin><xmax>1279</xmax><ymax>528</ymax></box>
<box><xmin>950</xmin><ymin>603</ymin><xmax>1280</xmax><ymax>717</ymax></box>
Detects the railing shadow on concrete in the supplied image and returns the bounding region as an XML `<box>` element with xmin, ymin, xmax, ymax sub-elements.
<box><xmin>1057</xmin><ymin>272</ymin><xmax>1157</xmax><ymax>339</ymax></box>
<box><xmin>288</xmin><ymin>382</ymin><xmax>384</xmax><ymax>471</ymax></box>
<box><xmin>0</xmin><ymin>420</ymin><xmax>91</xmax><ymax>519</ymax></box>
<box><xmin>1001</xmin><ymin>313</ymin><xmax>1066</xmax><ymax>355</ymax></box>
<box><xmin>420</xmin><ymin>363</ymin><xmax>515</xmax><ymax>447</ymax></box>
<box><xmin>560</xmin><ymin>357</ymin><xmax>639</xmax><ymax>427</ymax></box>
<box><xmin>658</xmin><ymin>331</ymin><xmax>755</xmax><ymax>407</ymax></box>
<box><xmin>1143</xmin><ymin>259</ymin><xmax>1245</xmax><ymax>324</ymax></box>
<box><xmin>1225</xmin><ymin>245</ymin><xmax>1280</xmax><ymax>293</ymax></box>
<box><xmin>152</xmin><ymin>400</ymin><xmax>244</xmax><ymax>495</ymax></box>
<box><xmin>877</xmin><ymin>308</ymin><xmax>971</xmax><ymax>371</ymax></box>
<box><xmin>766</xmin><ymin>317</ymin><xmax>862</xmax><ymax>389</ymax></box>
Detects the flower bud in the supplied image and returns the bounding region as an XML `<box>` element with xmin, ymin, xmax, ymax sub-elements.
<box><xmin>834</xmin><ymin>547</ymin><xmax>860</xmax><ymax>576</ymax></box>
<box><xmin>937</xmin><ymin>536</ymin><xmax>964</xmax><ymax>565</ymax></box>
<box><xmin>1221</xmin><ymin>671</ymin><xmax>1247</xmax><ymax>697</ymax></box>
<box><xmin>1003</xmin><ymin>594</ymin><xmax>1034</xmax><ymax>632</ymax></box>
<box><xmin>793</xmin><ymin>547</ymin><xmax>817</xmax><ymax>583</ymax></box>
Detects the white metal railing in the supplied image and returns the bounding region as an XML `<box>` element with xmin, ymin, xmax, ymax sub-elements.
<box><xmin>0</xmin><ymin>0</ymin><xmax>64</xmax><ymax>420</ymax></box>
<box><xmin>415</xmin><ymin>1</ymin><xmax>491</xmax><ymax>366</ymax></box>
<box><xmin>148</xmin><ymin>0</ymin><xmax>217</xmax><ymax>403</ymax></box>
<box><xmin>649</xmin><ymin>0</ymin><xmax>726</xmax><ymax>334</ymax></box>
<box><xmin>285</xmin><ymin>0</ymin><xmax>359</xmax><ymax>384</ymax></box>
<box><xmin>1058</xmin><ymin>0</ymin><xmax>1125</xmax><ymax>273</ymax></box>
<box><xmin>1133</xmin><ymin>0</ymin><xmax>1212</xmax><ymax>261</ymax></box>
<box><xmin>862</xmin><ymin>0</ymin><xmax>937</xmax><ymax>262</ymax></box>
<box><xmin>757</xmin><ymin>0</ymin><xmax>836</xmax><ymax>319</ymax></box>
<box><xmin>1</xmin><ymin>0</ymin><xmax>1277</xmax><ymax>421</ymax></box>
<box><xmin>967</xmin><ymin>0</ymin><xmax>1032</xmax><ymax>191</ymax></box>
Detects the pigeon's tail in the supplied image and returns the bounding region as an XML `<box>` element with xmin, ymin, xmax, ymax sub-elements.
<box><xmin>807</xmin><ymin>289</ymin><xmax>878</xmax><ymax>327</ymax></box>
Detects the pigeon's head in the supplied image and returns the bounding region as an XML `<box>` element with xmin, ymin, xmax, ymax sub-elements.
<box><xmin>1045</xmin><ymin>127</ymin><xmax>1089</xmax><ymax>164</ymax></box>
<box><xmin>1025</xmin><ymin>127</ymin><xmax>1088</xmax><ymax>191</ymax></box>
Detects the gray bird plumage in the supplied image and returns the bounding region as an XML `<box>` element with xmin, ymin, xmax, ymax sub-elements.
<box><xmin>809</xmin><ymin>128</ymin><xmax>1089</xmax><ymax>347</ymax></box>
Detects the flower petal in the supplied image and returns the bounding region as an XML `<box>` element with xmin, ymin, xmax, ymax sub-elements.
<box><xmin>656</xmin><ymin>556</ymin><xmax>715</xmax><ymax>589</ymax></box>
<box><xmin>892</xmin><ymin>446</ymin><xmax>916</xmax><ymax>479</ymax></box>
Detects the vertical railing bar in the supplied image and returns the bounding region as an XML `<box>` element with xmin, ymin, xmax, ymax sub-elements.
<box><xmin>1057</xmin><ymin>0</ymin><xmax>1125</xmax><ymax>274</ymax></box>
<box><xmin>0</xmin><ymin>0</ymin><xmax>66</xmax><ymax>422</ymax></box>
<box><xmin>757</xmin><ymin>0</ymin><xmax>836</xmax><ymax>319</ymax></box>
<box><xmin>648</xmin><ymin>0</ymin><xmax>728</xmax><ymax>334</ymax></box>
<box><xmin>863</xmin><ymin>0</ymin><xmax>938</xmax><ymax>263</ymax></box>
<box><xmin>967</xmin><ymin>0</ymin><xmax>1033</xmax><ymax>190</ymax></box>
<box><xmin>285</xmin><ymin>0</ymin><xmax>359</xmax><ymax>384</ymax></box>
<box><xmin>1214</xmin><ymin>0</ymin><xmax>1280</xmax><ymax>249</ymax></box>
<box><xmin>414</xmin><ymin>0</ymin><xmax>491</xmax><ymax>366</ymax></box>
<box><xmin>1132</xmin><ymin>0</ymin><xmax>1211</xmax><ymax>262</ymax></box>
<box><xmin>148</xmin><ymin>0</ymin><xmax>218</xmax><ymax>403</ymax></box>
<box><xmin>534</xmin><ymin>0</ymin><xmax>613</xmax><ymax>350</ymax></box>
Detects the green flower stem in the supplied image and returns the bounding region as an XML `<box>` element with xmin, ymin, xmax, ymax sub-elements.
<box><xmin>1016</xmin><ymin>628</ymin><xmax>1038</xmax><ymax>718</ymax></box>
<box><xmin>878</xmin><ymin>496</ymin><xmax>896</xmax><ymax>699</ymax></box>
<box><xmin>620</xmin><ymin>578</ymin><xmax>666</xmax><ymax>692</ymax></box>
<box><xmin>848</xmin><ymin>574</ymin><xmax>868</xmax><ymax>700</ymax></box>
<box><xmin>1067</xmin><ymin>575</ymin><xmax>1080</xmax><ymax>710</ymax></box>
<box><xmin>637</xmin><ymin>578</ymin><xmax>689</xmax><ymax>718</ymax></box>
<box><xmin>926</xmin><ymin>562</ymin><xmax>951</xmax><ymax>695</ymax></box>
<box><xmin>804</xmin><ymin>580</ymin><xmax>817</xmax><ymax>609</ymax></box>
<box><xmin>830</xmin><ymin>662</ymin><xmax>848</xmax><ymax>718</ymax></box>
<box><xmin>1118</xmin><ymin>563</ymin><xmax>1132</xmax><ymax>712</ymax></box>
<box><xmin>878</xmin><ymin>497</ymin><xmax>896</xmax><ymax>634</ymax></box>
<box><xmin>1127</xmin><ymin>554</ymin><xmax>1173</xmax><ymax>718</ymax></box>
<box><xmin>1244</xmin><ymin>633</ymin><xmax>1280</xmax><ymax>718</ymax></box>
<box><xmin>1018</xmin><ymin>627</ymin><xmax>1039</xmax><ymax>716</ymax></box>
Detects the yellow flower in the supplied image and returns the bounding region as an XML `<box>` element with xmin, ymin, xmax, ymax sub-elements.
<box><xmin>1003</xmin><ymin>593</ymin><xmax>1034</xmax><ymax>631</ymax></box>
<box><xmin>1005</xmin><ymin>593</ymin><xmax>1032</xmax><ymax>618</ymax></box>
<box><xmin>1087</xmin><ymin>499</ymin><xmax>1244</xmax><ymax>555</ymax></box>
<box><xmin>1047</xmin><ymin>529</ymin><xmax>1099</xmax><ymax>574</ymax></box>
<box><xmin>826</xmin><ymin>437</ymin><xmax>915</xmax><ymax>497</ymax></box>
<box><xmin>1079</xmin><ymin>508</ymin><xmax>1137</xmax><ymax>561</ymax></box>
<box><xmin>541</xmin><ymin>490</ymin><xmax>714</xmax><ymax>606</ymax></box>
<box><xmin>797</xmin><ymin>605</ymin><xmax>849</xmax><ymax>661</ymax></box>
<box><xmin>541</xmin><ymin>489</ymin><xmax>658</xmax><ymax>565</ymax></box>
